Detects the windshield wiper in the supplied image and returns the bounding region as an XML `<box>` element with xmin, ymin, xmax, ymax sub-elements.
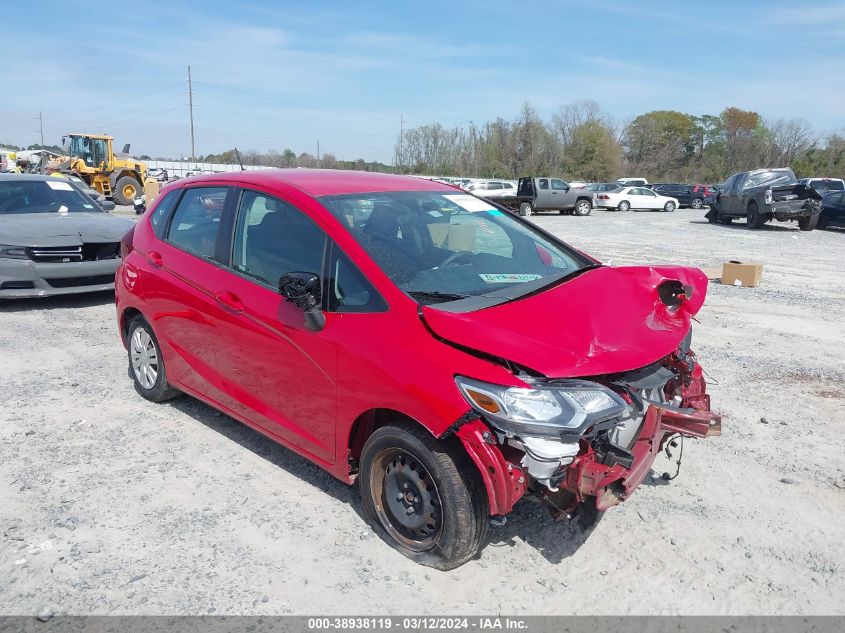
<box><xmin>407</xmin><ymin>290</ymin><xmax>468</xmax><ymax>303</ymax></box>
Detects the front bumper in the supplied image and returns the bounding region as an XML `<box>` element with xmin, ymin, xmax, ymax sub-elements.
<box><xmin>0</xmin><ymin>257</ymin><xmax>119</xmax><ymax>298</ymax></box>
<box><xmin>563</xmin><ymin>403</ymin><xmax>721</xmax><ymax>511</ymax></box>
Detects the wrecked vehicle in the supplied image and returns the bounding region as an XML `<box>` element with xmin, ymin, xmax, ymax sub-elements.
<box><xmin>116</xmin><ymin>170</ymin><xmax>720</xmax><ymax>570</ymax></box>
<box><xmin>706</xmin><ymin>168</ymin><xmax>822</xmax><ymax>230</ymax></box>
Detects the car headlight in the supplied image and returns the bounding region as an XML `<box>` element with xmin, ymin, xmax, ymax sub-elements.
<box><xmin>0</xmin><ymin>245</ymin><xmax>28</xmax><ymax>259</ymax></box>
<box><xmin>455</xmin><ymin>376</ymin><xmax>628</xmax><ymax>438</ymax></box>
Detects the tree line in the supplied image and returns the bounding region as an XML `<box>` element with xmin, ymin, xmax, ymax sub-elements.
<box><xmin>393</xmin><ymin>102</ymin><xmax>845</xmax><ymax>183</ymax></box>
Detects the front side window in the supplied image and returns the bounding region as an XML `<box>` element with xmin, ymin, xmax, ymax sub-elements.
<box><xmin>326</xmin><ymin>246</ymin><xmax>387</xmax><ymax>313</ymax></box>
<box><xmin>0</xmin><ymin>179</ymin><xmax>103</xmax><ymax>214</ymax></box>
<box><xmin>167</xmin><ymin>187</ymin><xmax>227</xmax><ymax>259</ymax></box>
<box><xmin>551</xmin><ymin>179</ymin><xmax>568</xmax><ymax>191</ymax></box>
<box><xmin>232</xmin><ymin>190</ymin><xmax>326</xmax><ymax>288</ymax></box>
<box><xmin>320</xmin><ymin>191</ymin><xmax>593</xmax><ymax>306</ymax></box>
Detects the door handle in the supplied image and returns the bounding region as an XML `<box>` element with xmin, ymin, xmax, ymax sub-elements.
<box><xmin>146</xmin><ymin>251</ymin><xmax>163</xmax><ymax>267</ymax></box>
<box><xmin>215</xmin><ymin>291</ymin><xmax>244</xmax><ymax>312</ymax></box>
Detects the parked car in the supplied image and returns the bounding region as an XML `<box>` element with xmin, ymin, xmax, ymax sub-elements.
<box><xmin>465</xmin><ymin>180</ymin><xmax>517</xmax><ymax>198</ymax></box>
<box><xmin>594</xmin><ymin>186</ymin><xmax>679</xmax><ymax>212</ymax></box>
<box><xmin>652</xmin><ymin>184</ymin><xmax>706</xmax><ymax>209</ymax></box>
<box><xmin>148</xmin><ymin>167</ymin><xmax>170</xmax><ymax>182</ymax></box>
<box><xmin>797</xmin><ymin>177</ymin><xmax>845</xmax><ymax>197</ymax></box>
<box><xmin>692</xmin><ymin>184</ymin><xmax>716</xmax><ymax>198</ymax></box>
<box><xmin>495</xmin><ymin>177</ymin><xmax>594</xmax><ymax>216</ymax></box>
<box><xmin>819</xmin><ymin>190</ymin><xmax>845</xmax><ymax>229</ymax></box>
<box><xmin>616</xmin><ymin>177</ymin><xmax>649</xmax><ymax>187</ymax></box>
<box><xmin>568</xmin><ymin>181</ymin><xmax>588</xmax><ymax>188</ymax></box>
<box><xmin>0</xmin><ymin>174</ymin><xmax>134</xmax><ymax>299</ymax></box>
<box><xmin>585</xmin><ymin>182</ymin><xmax>620</xmax><ymax>193</ymax></box>
<box><xmin>115</xmin><ymin>169</ymin><xmax>720</xmax><ymax>569</ymax></box>
<box><xmin>705</xmin><ymin>168</ymin><xmax>822</xmax><ymax>230</ymax></box>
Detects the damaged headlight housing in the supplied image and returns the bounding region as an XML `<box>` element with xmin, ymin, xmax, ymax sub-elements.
<box><xmin>455</xmin><ymin>376</ymin><xmax>628</xmax><ymax>437</ymax></box>
<box><xmin>0</xmin><ymin>245</ymin><xmax>28</xmax><ymax>259</ymax></box>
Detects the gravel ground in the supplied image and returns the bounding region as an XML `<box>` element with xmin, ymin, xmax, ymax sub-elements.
<box><xmin>1</xmin><ymin>206</ymin><xmax>844</xmax><ymax>616</ymax></box>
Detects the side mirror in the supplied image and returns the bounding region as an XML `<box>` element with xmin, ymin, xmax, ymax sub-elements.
<box><xmin>100</xmin><ymin>199</ymin><xmax>116</xmax><ymax>211</ymax></box>
<box><xmin>133</xmin><ymin>198</ymin><xmax>146</xmax><ymax>215</ymax></box>
<box><xmin>279</xmin><ymin>272</ymin><xmax>325</xmax><ymax>332</ymax></box>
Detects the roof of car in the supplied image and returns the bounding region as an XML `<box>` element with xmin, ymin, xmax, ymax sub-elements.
<box><xmin>173</xmin><ymin>169</ymin><xmax>459</xmax><ymax>196</ymax></box>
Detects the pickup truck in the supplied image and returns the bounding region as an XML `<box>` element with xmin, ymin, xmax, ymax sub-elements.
<box><xmin>705</xmin><ymin>168</ymin><xmax>822</xmax><ymax>230</ymax></box>
<box><xmin>493</xmin><ymin>177</ymin><xmax>595</xmax><ymax>217</ymax></box>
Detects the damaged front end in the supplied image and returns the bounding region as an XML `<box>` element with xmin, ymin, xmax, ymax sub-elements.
<box><xmin>452</xmin><ymin>334</ymin><xmax>721</xmax><ymax>522</ymax></box>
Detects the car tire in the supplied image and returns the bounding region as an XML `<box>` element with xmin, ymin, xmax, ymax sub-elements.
<box><xmin>719</xmin><ymin>216</ymin><xmax>734</xmax><ymax>224</ymax></box>
<box><xmin>574</xmin><ymin>200</ymin><xmax>592</xmax><ymax>216</ymax></box>
<box><xmin>816</xmin><ymin>215</ymin><xmax>828</xmax><ymax>230</ymax></box>
<box><xmin>359</xmin><ymin>423</ymin><xmax>488</xmax><ymax>570</ymax></box>
<box><xmin>519</xmin><ymin>202</ymin><xmax>533</xmax><ymax>217</ymax></box>
<box><xmin>691</xmin><ymin>197</ymin><xmax>704</xmax><ymax>209</ymax></box>
<box><xmin>664</xmin><ymin>201</ymin><xmax>676</xmax><ymax>212</ymax></box>
<box><xmin>747</xmin><ymin>201</ymin><xmax>766</xmax><ymax>229</ymax></box>
<box><xmin>617</xmin><ymin>200</ymin><xmax>630</xmax><ymax>212</ymax></box>
<box><xmin>114</xmin><ymin>176</ymin><xmax>142</xmax><ymax>206</ymax></box>
<box><xmin>798</xmin><ymin>214</ymin><xmax>819</xmax><ymax>231</ymax></box>
<box><xmin>127</xmin><ymin>316</ymin><xmax>181</xmax><ymax>402</ymax></box>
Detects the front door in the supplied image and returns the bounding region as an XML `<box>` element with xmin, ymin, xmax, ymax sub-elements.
<box><xmin>212</xmin><ymin>188</ymin><xmax>338</xmax><ymax>464</ymax></box>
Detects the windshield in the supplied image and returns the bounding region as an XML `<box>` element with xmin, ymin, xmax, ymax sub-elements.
<box><xmin>744</xmin><ymin>169</ymin><xmax>796</xmax><ymax>190</ymax></box>
<box><xmin>320</xmin><ymin>191</ymin><xmax>594</xmax><ymax>304</ymax></box>
<box><xmin>0</xmin><ymin>179</ymin><xmax>102</xmax><ymax>214</ymax></box>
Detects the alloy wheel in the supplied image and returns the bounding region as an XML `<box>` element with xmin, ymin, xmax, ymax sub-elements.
<box><xmin>130</xmin><ymin>327</ymin><xmax>159</xmax><ymax>390</ymax></box>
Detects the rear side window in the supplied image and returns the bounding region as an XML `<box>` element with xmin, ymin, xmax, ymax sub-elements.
<box><xmin>149</xmin><ymin>189</ymin><xmax>181</xmax><ymax>237</ymax></box>
<box><xmin>166</xmin><ymin>187</ymin><xmax>228</xmax><ymax>260</ymax></box>
<box><xmin>232</xmin><ymin>190</ymin><xmax>326</xmax><ymax>288</ymax></box>
<box><xmin>538</xmin><ymin>179</ymin><xmax>549</xmax><ymax>189</ymax></box>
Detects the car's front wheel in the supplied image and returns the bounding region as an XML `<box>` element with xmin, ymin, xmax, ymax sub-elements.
<box><xmin>359</xmin><ymin>423</ymin><xmax>488</xmax><ymax>570</ymax></box>
<box><xmin>127</xmin><ymin>316</ymin><xmax>181</xmax><ymax>402</ymax></box>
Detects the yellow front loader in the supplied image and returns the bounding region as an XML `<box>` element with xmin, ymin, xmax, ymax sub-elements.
<box><xmin>59</xmin><ymin>133</ymin><xmax>148</xmax><ymax>205</ymax></box>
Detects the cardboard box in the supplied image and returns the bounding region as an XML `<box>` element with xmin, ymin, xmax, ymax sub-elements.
<box><xmin>427</xmin><ymin>223</ymin><xmax>477</xmax><ymax>251</ymax></box>
<box><xmin>721</xmin><ymin>261</ymin><xmax>763</xmax><ymax>287</ymax></box>
<box><xmin>143</xmin><ymin>178</ymin><xmax>160</xmax><ymax>204</ymax></box>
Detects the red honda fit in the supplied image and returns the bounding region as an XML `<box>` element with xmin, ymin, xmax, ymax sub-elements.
<box><xmin>116</xmin><ymin>169</ymin><xmax>720</xmax><ymax>569</ymax></box>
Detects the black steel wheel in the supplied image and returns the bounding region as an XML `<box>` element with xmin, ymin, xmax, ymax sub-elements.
<box><xmin>359</xmin><ymin>423</ymin><xmax>488</xmax><ymax>570</ymax></box>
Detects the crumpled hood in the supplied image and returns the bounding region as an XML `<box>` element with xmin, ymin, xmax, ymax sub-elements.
<box><xmin>421</xmin><ymin>266</ymin><xmax>708</xmax><ymax>378</ymax></box>
<box><xmin>0</xmin><ymin>212</ymin><xmax>134</xmax><ymax>246</ymax></box>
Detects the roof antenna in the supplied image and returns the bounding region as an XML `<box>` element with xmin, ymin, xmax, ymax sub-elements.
<box><xmin>234</xmin><ymin>147</ymin><xmax>245</xmax><ymax>172</ymax></box>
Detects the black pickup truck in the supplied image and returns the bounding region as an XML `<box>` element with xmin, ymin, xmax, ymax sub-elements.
<box><xmin>493</xmin><ymin>177</ymin><xmax>594</xmax><ymax>217</ymax></box>
<box><xmin>705</xmin><ymin>168</ymin><xmax>822</xmax><ymax>230</ymax></box>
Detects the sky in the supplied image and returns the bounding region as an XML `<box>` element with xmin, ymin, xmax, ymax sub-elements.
<box><xmin>2</xmin><ymin>0</ymin><xmax>844</xmax><ymax>162</ymax></box>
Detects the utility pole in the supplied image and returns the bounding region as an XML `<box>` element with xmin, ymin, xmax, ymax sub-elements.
<box><xmin>38</xmin><ymin>111</ymin><xmax>45</xmax><ymax>148</ymax></box>
<box><xmin>187</xmin><ymin>65</ymin><xmax>195</xmax><ymax>159</ymax></box>
<box><xmin>398</xmin><ymin>113</ymin><xmax>404</xmax><ymax>174</ymax></box>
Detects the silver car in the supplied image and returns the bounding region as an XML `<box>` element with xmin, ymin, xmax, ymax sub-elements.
<box><xmin>0</xmin><ymin>174</ymin><xmax>135</xmax><ymax>299</ymax></box>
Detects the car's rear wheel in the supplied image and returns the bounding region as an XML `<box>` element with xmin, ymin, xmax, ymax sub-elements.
<box><xmin>798</xmin><ymin>213</ymin><xmax>819</xmax><ymax>231</ymax></box>
<box><xmin>747</xmin><ymin>201</ymin><xmax>766</xmax><ymax>229</ymax></box>
<box><xmin>359</xmin><ymin>424</ymin><xmax>488</xmax><ymax>570</ymax></box>
<box><xmin>519</xmin><ymin>202</ymin><xmax>533</xmax><ymax>217</ymax></box>
<box><xmin>691</xmin><ymin>197</ymin><xmax>704</xmax><ymax>209</ymax></box>
<box><xmin>664</xmin><ymin>201</ymin><xmax>676</xmax><ymax>212</ymax></box>
<box><xmin>617</xmin><ymin>200</ymin><xmax>630</xmax><ymax>212</ymax></box>
<box><xmin>574</xmin><ymin>200</ymin><xmax>592</xmax><ymax>216</ymax></box>
<box><xmin>127</xmin><ymin>316</ymin><xmax>181</xmax><ymax>402</ymax></box>
<box><xmin>817</xmin><ymin>214</ymin><xmax>828</xmax><ymax>230</ymax></box>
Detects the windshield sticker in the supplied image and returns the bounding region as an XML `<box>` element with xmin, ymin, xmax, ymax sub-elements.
<box><xmin>479</xmin><ymin>273</ymin><xmax>542</xmax><ymax>284</ymax></box>
<box><xmin>443</xmin><ymin>194</ymin><xmax>496</xmax><ymax>212</ymax></box>
<box><xmin>83</xmin><ymin>204</ymin><xmax>94</xmax><ymax>208</ymax></box>
<box><xmin>46</xmin><ymin>180</ymin><xmax>73</xmax><ymax>191</ymax></box>
<box><xmin>485</xmin><ymin>209</ymin><xmax>503</xmax><ymax>216</ymax></box>
<box><xmin>58</xmin><ymin>205</ymin><xmax>69</xmax><ymax>214</ymax></box>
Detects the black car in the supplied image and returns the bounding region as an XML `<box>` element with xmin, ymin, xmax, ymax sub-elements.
<box><xmin>819</xmin><ymin>190</ymin><xmax>845</xmax><ymax>229</ymax></box>
<box><xmin>652</xmin><ymin>184</ymin><xmax>706</xmax><ymax>209</ymax></box>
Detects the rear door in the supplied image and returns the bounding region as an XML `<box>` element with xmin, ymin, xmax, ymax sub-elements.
<box><xmin>140</xmin><ymin>185</ymin><xmax>236</xmax><ymax>396</ymax></box>
<box><xmin>211</xmin><ymin>187</ymin><xmax>338</xmax><ymax>464</ymax></box>
<box><xmin>535</xmin><ymin>178</ymin><xmax>553</xmax><ymax>209</ymax></box>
